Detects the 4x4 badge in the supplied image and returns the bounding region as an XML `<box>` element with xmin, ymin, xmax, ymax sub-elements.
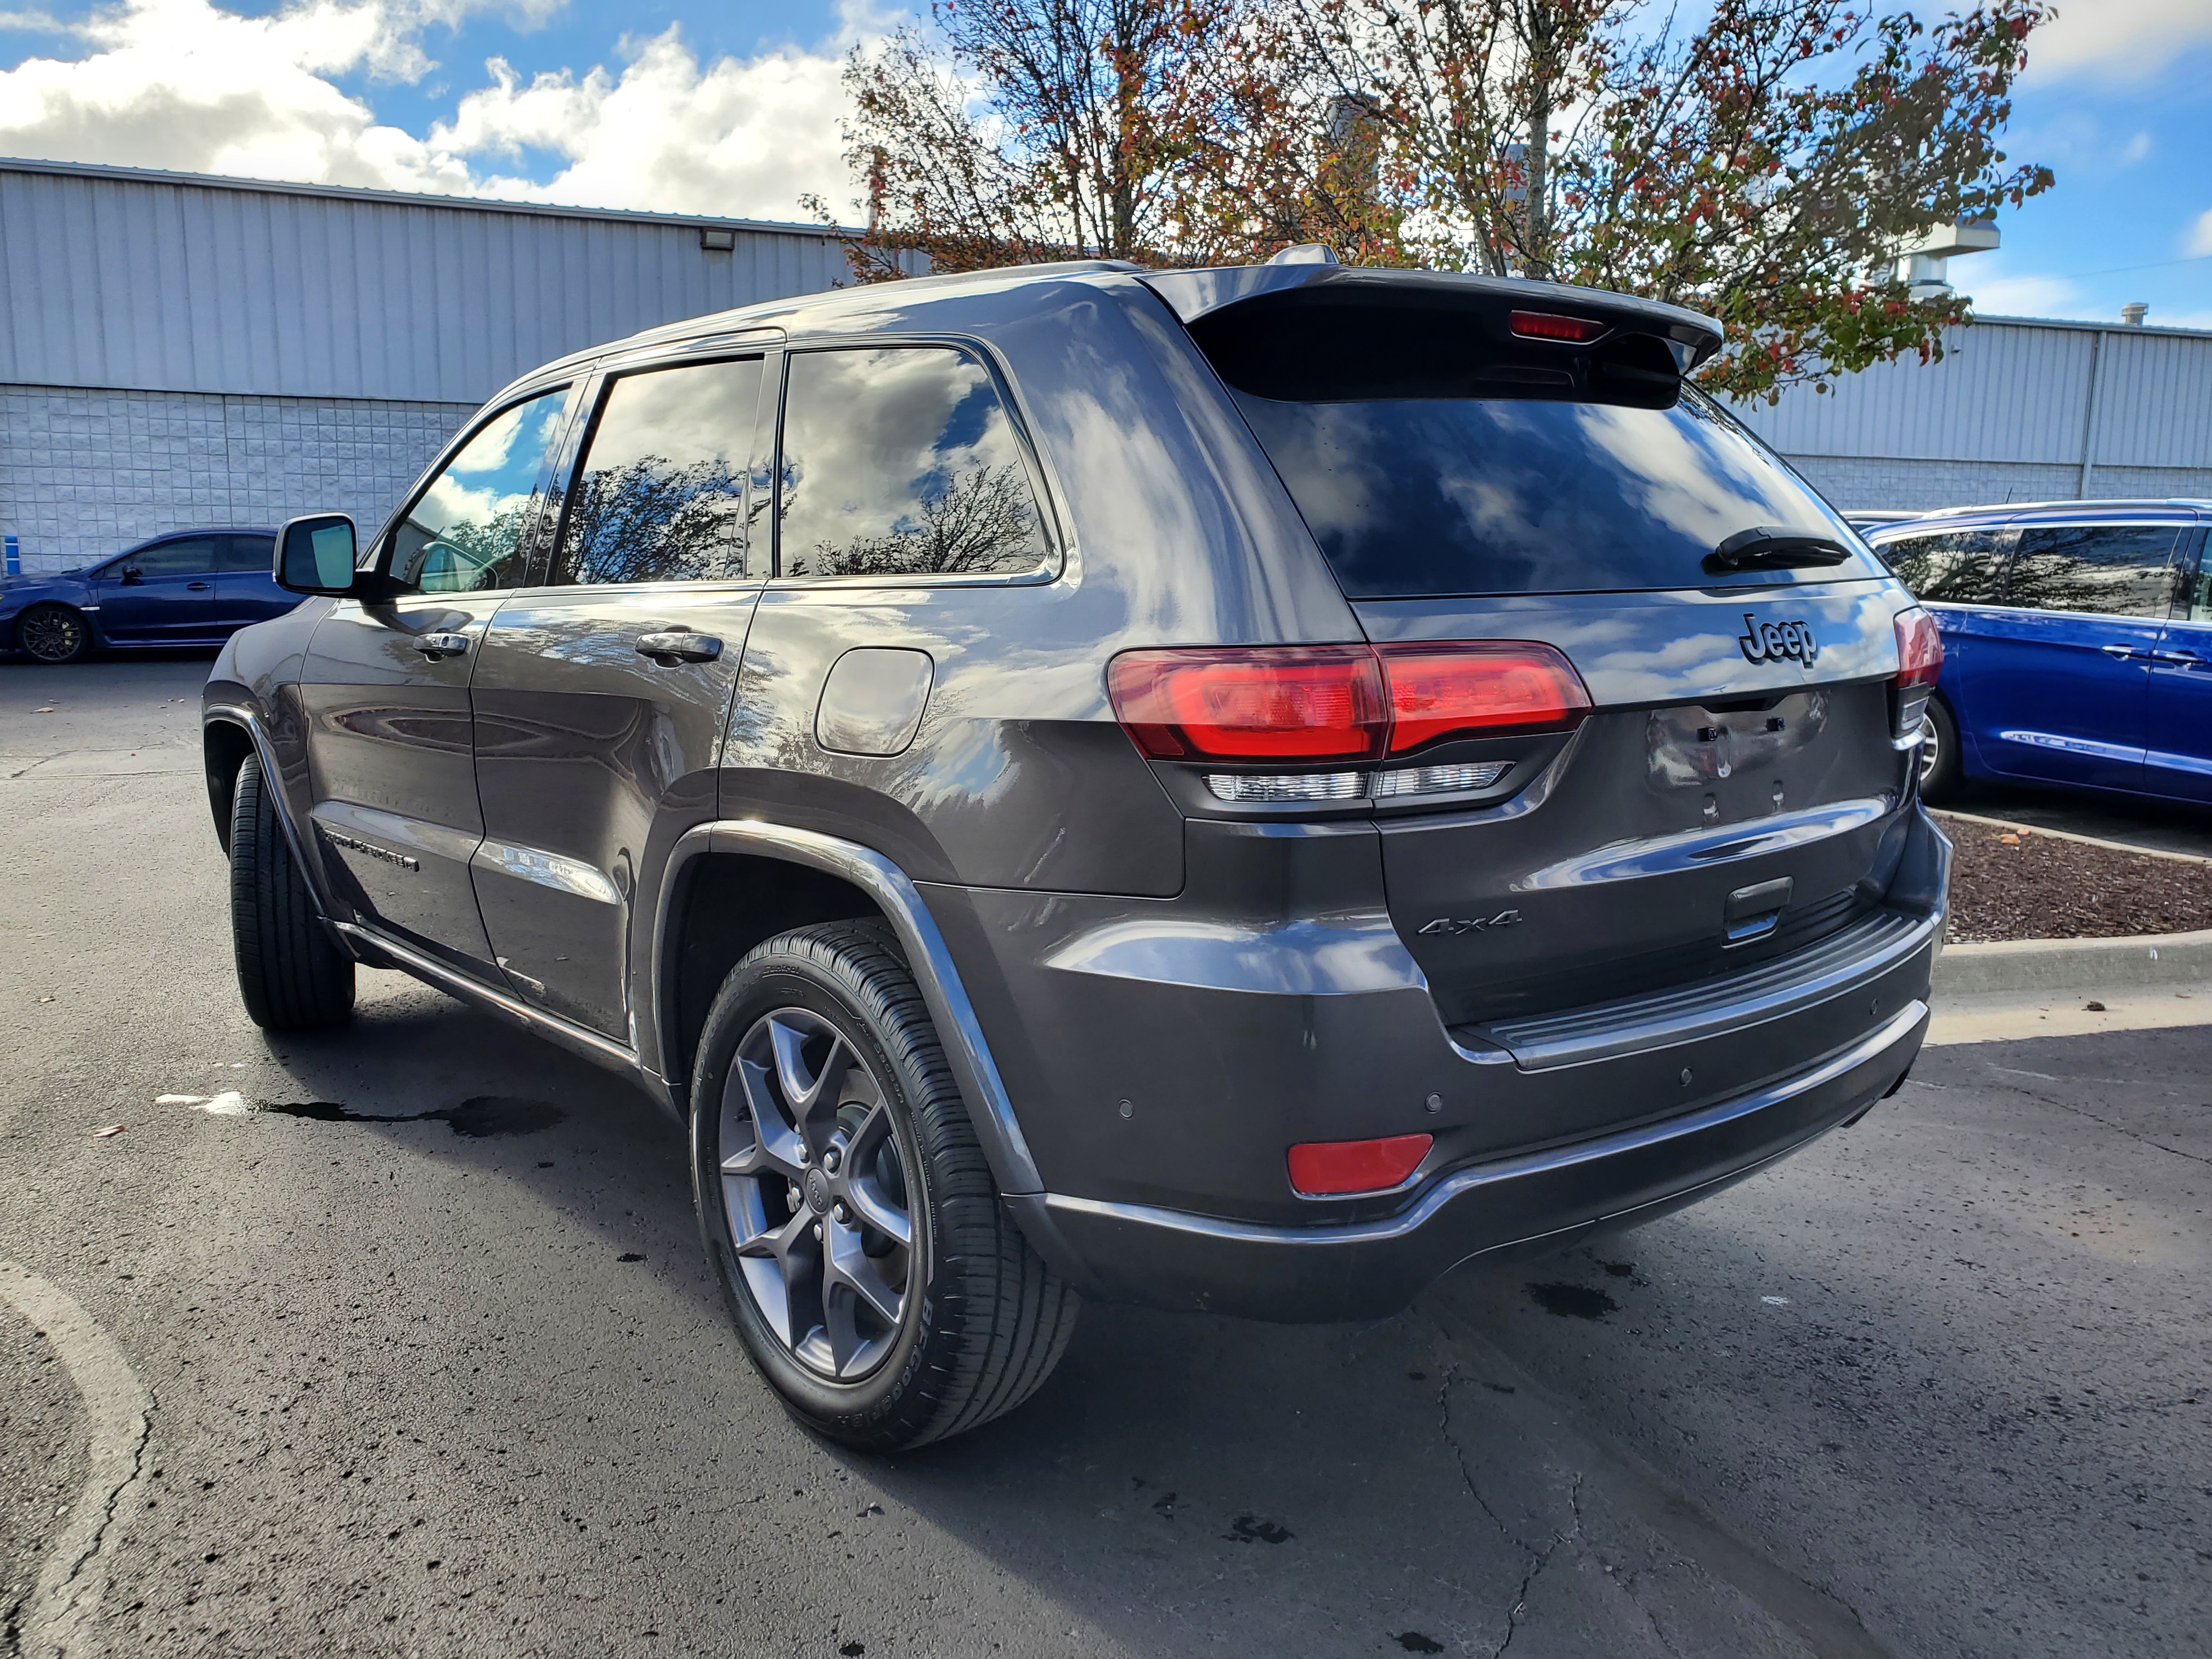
<box><xmin>1737</xmin><ymin>614</ymin><xmax>1818</xmax><ymax>667</ymax></box>
<box><xmin>1419</xmin><ymin>910</ymin><xmax>1521</xmax><ymax>937</ymax></box>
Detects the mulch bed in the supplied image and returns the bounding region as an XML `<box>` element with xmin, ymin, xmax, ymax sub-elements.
<box><xmin>1934</xmin><ymin>812</ymin><xmax>2212</xmax><ymax>943</ymax></box>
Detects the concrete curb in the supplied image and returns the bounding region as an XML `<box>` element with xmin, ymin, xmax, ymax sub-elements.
<box><xmin>1932</xmin><ymin>927</ymin><xmax>2212</xmax><ymax>996</ymax></box>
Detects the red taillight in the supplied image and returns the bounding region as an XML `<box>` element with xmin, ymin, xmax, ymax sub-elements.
<box><xmin>1509</xmin><ymin>309</ymin><xmax>1609</xmax><ymax>343</ymax></box>
<box><xmin>1106</xmin><ymin>646</ymin><xmax>1387</xmax><ymax>761</ymax></box>
<box><xmin>1287</xmin><ymin>1133</ymin><xmax>1433</xmax><ymax>1197</ymax></box>
<box><xmin>1378</xmin><ymin>642</ymin><xmax>1592</xmax><ymax>754</ymax></box>
<box><xmin>1893</xmin><ymin>606</ymin><xmax>1943</xmax><ymax>689</ymax></box>
<box><xmin>1108</xmin><ymin>641</ymin><xmax>1589</xmax><ymax>763</ymax></box>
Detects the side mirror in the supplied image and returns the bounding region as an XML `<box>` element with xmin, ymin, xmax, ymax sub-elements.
<box><xmin>275</xmin><ymin>513</ymin><xmax>360</xmax><ymax>596</ymax></box>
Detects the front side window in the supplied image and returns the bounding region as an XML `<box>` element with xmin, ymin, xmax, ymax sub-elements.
<box><xmin>2006</xmin><ymin>524</ymin><xmax>2180</xmax><ymax>618</ymax></box>
<box><xmin>776</xmin><ymin>347</ymin><xmax>1051</xmax><ymax>580</ymax></box>
<box><xmin>388</xmin><ymin>388</ymin><xmax>571</xmax><ymax>595</ymax></box>
<box><xmin>549</xmin><ymin>357</ymin><xmax>763</xmax><ymax>586</ymax></box>
<box><xmin>1876</xmin><ymin>529</ymin><xmax>2015</xmax><ymax>604</ymax></box>
<box><xmin>121</xmin><ymin>537</ymin><xmax>219</xmax><ymax>579</ymax></box>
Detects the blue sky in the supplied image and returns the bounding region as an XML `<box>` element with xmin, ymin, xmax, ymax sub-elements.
<box><xmin>2</xmin><ymin>0</ymin><xmax>2208</xmax><ymax>327</ymax></box>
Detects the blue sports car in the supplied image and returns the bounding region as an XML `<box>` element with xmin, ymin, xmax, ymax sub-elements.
<box><xmin>1866</xmin><ymin>500</ymin><xmax>2211</xmax><ymax>806</ymax></box>
<box><xmin>1</xmin><ymin>529</ymin><xmax>295</xmax><ymax>663</ymax></box>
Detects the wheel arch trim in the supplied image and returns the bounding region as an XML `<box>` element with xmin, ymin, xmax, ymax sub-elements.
<box><xmin>652</xmin><ymin>820</ymin><xmax>1044</xmax><ymax>1196</ymax></box>
<box><xmin>202</xmin><ymin>701</ymin><xmax>332</xmax><ymax>919</ymax></box>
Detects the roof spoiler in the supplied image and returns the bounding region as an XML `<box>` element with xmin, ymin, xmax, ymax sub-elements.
<box><xmin>1141</xmin><ymin>264</ymin><xmax>1724</xmax><ymax>372</ymax></box>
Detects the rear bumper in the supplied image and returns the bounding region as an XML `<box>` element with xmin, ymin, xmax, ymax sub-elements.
<box><xmin>1011</xmin><ymin>998</ymin><xmax>1927</xmax><ymax>1321</ymax></box>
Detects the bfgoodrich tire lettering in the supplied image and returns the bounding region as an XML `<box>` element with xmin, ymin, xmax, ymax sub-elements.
<box><xmin>228</xmin><ymin>752</ymin><xmax>355</xmax><ymax>1030</ymax></box>
<box><xmin>691</xmin><ymin>919</ymin><xmax>1077</xmax><ymax>1450</ymax></box>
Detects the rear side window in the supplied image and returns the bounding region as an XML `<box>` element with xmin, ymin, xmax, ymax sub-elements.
<box><xmin>219</xmin><ymin>535</ymin><xmax>274</xmax><ymax>573</ymax></box>
<box><xmin>2007</xmin><ymin>525</ymin><xmax>2180</xmax><ymax>618</ymax></box>
<box><xmin>551</xmin><ymin>357</ymin><xmax>765</xmax><ymax>586</ymax></box>
<box><xmin>1194</xmin><ymin>300</ymin><xmax>1879</xmax><ymax>599</ymax></box>
<box><xmin>775</xmin><ymin>347</ymin><xmax>1050</xmax><ymax>580</ymax></box>
<box><xmin>1877</xmin><ymin>529</ymin><xmax>2015</xmax><ymax>603</ymax></box>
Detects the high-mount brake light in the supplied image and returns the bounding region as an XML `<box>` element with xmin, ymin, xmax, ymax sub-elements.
<box><xmin>1378</xmin><ymin>642</ymin><xmax>1591</xmax><ymax>754</ymax></box>
<box><xmin>1287</xmin><ymin>1133</ymin><xmax>1433</xmax><ymax>1197</ymax></box>
<box><xmin>1893</xmin><ymin>607</ymin><xmax>1943</xmax><ymax>690</ymax></box>
<box><xmin>1106</xmin><ymin>646</ymin><xmax>1388</xmax><ymax>762</ymax></box>
<box><xmin>1509</xmin><ymin>309</ymin><xmax>1610</xmax><ymax>343</ymax></box>
<box><xmin>1108</xmin><ymin>641</ymin><xmax>1590</xmax><ymax>768</ymax></box>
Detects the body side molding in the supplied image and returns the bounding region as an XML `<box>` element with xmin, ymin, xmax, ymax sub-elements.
<box><xmin>651</xmin><ymin>820</ymin><xmax>1044</xmax><ymax>1195</ymax></box>
<box><xmin>334</xmin><ymin>921</ymin><xmax>679</xmax><ymax>1115</ymax></box>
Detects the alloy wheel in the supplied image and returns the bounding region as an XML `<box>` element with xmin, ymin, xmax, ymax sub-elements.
<box><xmin>719</xmin><ymin>1007</ymin><xmax>915</xmax><ymax>1380</ymax></box>
<box><xmin>1916</xmin><ymin>712</ymin><xmax>1940</xmax><ymax>788</ymax></box>
<box><xmin>18</xmin><ymin>606</ymin><xmax>86</xmax><ymax>664</ymax></box>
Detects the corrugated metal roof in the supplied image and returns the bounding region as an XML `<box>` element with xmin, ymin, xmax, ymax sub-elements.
<box><xmin>0</xmin><ymin>158</ymin><xmax>896</xmax><ymax>404</ymax></box>
<box><xmin>1735</xmin><ymin>313</ymin><xmax>2212</xmax><ymax>471</ymax></box>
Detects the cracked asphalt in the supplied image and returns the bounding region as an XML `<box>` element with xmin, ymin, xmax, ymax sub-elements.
<box><xmin>2</xmin><ymin>657</ymin><xmax>2206</xmax><ymax>1658</ymax></box>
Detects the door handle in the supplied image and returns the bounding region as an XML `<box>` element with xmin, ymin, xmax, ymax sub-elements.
<box><xmin>2100</xmin><ymin>643</ymin><xmax>2140</xmax><ymax>659</ymax></box>
<box><xmin>634</xmin><ymin>631</ymin><xmax>723</xmax><ymax>666</ymax></box>
<box><xmin>412</xmin><ymin>632</ymin><xmax>471</xmax><ymax>659</ymax></box>
<box><xmin>2150</xmin><ymin>648</ymin><xmax>2204</xmax><ymax>665</ymax></box>
<box><xmin>187</xmin><ymin>581</ymin><xmax>211</xmax><ymax>591</ymax></box>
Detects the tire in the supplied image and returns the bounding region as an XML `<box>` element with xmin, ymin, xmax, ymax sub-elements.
<box><xmin>691</xmin><ymin>919</ymin><xmax>1077</xmax><ymax>1451</ymax></box>
<box><xmin>15</xmin><ymin>603</ymin><xmax>91</xmax><ymax>664</ymax></box>
<box><xmin>1918</xmin><ymin>697</ymin><xmax>1963</xmax><ymax>803</ymax></box>
<box><xmin>228</xmin><ymin>753</ymin><xmax>355</xmax><ymax>1030</ymax></box>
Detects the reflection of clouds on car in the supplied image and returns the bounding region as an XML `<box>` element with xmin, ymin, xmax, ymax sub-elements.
<box><xmin>391</xmin><ymin>388</ymin><xmax>570</xmax><ymax>592</ymax></box>
<box><xmin>778</xmin><ymin>348</ymin><xmax>1048</xmax><ymax>579</ymax></box>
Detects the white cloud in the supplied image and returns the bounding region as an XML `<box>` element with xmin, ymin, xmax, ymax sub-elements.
<box><xmin>0</xmin><ymin>0</ymin><xmax>884</xmax><ymax>221</ymax></box>
<box><xmin>1955</xmin><ymin>259</ymin><xmax>2091</xmax><ymax>321</ymax></box>
<box><xmin>2027</xmin><ymin>0</ymin><xmax>2212</xmax><ymax>82</ymax></box>
<box><xmin>2190</xmin><ymin>207</ymin><xmax>2212</xmax><ymax>257</ymax></box>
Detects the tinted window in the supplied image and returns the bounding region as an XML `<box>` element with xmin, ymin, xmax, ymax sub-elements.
<box><xmin>390</xmin><ymin>389</ymin><xmax>570</xmax><ymax>595</ymax></box>
<box><xmin>550</xmin><ymin>357</ymin><xmax>763</xmax><ymax>586</ymax></box>
<box><xmin>1876</xmin><ymin>528</ymin><xmax>2014</xmax><ymax>603</ymax></box>
<box><xmin>776</xmin><ymin>347</ymin><xmax>1049</xmax><ymax>580</ymax></box>
<box><xmin>1232</xmin><ymin>387</ymin><xmax>1876</xmax><ymax>598</ymax></box>
<box><xmin>219</xmin><ymin>535</ymin><xmax>275</xmax><ymax>573</ymax></box>
<box><xmin>123</xmin><ymin>537</ymin><xmax>219</xmax><ymax>578</ymax></box>
<box><xmin>2007</xmin><ymin>524</ymin><xmax>2179</xmax><ymax>618</ymax></box>
<box><xmin>2184</xmin><ymin>531</ymin><xmax>2210</xmax><ymax>620</ymax></box>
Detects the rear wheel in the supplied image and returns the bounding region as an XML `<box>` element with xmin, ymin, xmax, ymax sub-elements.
<box><xmin>15</xmin><ymin>603</ymin><xmax>91</xmax><ymax>664</ymax></box>
<box><xmin>228</xmin><ymin>753</ymin><xmax>354</xmax><ymax>1030</ymax></box>
<box><xmin>1917</xmin><ymin>698</ymin><xmax>1963</xmax><ymax>803</ymax></box>
<box><xmin>691</xmin><ymin>919</ymin><xmax>1077</xmax><ymax>1451</ymax></box>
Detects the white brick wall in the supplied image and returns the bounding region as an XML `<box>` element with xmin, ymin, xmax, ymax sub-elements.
<box><xmin>1786</xmin><ymin>452</ymin><xmax>2212</xmax><ymax>514</ymax></box>
<box><xmin>1</xmin><ymin>383</ymin><xmax>477</xmax><ymax>573</ymax></box>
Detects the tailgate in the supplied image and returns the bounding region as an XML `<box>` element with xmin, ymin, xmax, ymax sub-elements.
<box><xmin>1358</xmin><ymin>586</ymin><xmax>1912</xmax><ymax>1027</ymax></box>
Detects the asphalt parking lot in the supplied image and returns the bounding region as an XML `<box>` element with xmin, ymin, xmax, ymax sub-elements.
<box><xmin>2</xmin><ymin>656</ymin><xmax>2206</xmax><ymax>1659</ymax></box>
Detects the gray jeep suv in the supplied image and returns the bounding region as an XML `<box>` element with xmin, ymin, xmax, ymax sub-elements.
<box><xmin>203</xmin><ymin>255</ymin><xmax>1951</xmax><ymax>1450</ymax></box>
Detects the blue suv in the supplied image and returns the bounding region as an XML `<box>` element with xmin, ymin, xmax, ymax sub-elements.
<box><xmin>1866</xmin><ymin>501</ymin><xmax>2211</xmax><ymax>806</ymax></box>
<box><xmin>1</xmin><ymin>528</ymin><xmax>293</xmax><ymax>663</ymax></box>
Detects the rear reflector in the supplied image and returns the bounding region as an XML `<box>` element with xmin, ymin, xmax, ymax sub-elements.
<box><xmin>1893</xmin><ymin>607</ymin><xmax>1943</xmax><ymax>689</ymax></box>
<box><xmin>1288</xmin><ymin>1133</ymin><xmax>1433</xmax><ymax>1197</ymax></box>
<box><xmin>1509</xmin><ymin>309</ymin><xmax>1610</xmax><ymax>343</ymax></box>
<box><xmin>1109</xmin><ymin>641</ymin><xmax>1588</xmax><ymax>763</ymax></box>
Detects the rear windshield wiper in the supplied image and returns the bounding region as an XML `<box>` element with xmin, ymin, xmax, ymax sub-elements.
<box><xmin>1707</xmin><ymin>526</ymin><xmax>1854</xmax><ymax>572</ymax></box>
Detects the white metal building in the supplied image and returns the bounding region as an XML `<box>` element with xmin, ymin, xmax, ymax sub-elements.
<box><xmin>5</xmin><ymin>156</ymin><xmax>2207</xmax><ymax>569</ymax></box>
<box><xmin>1734</xmin><ymin>313</ymin><xmax>2212</xmax><ymax>512</ymax></box>
<box><xmin>0</xmin><ymin>158</ymin><xmax>901</xmax><ymax>574</ymax></box>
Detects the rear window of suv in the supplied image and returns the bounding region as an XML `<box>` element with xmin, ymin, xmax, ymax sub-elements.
<box><xmin>1198</xmin><ymin>301</ymin><xmax>1881</xmax><ymax>599</ymax></box>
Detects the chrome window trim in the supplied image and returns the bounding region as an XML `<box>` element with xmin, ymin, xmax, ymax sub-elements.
<box><xmin>768</xmin><ymin>332</ymin><xmax>1068</xmax><ymax>590</ymax></box>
